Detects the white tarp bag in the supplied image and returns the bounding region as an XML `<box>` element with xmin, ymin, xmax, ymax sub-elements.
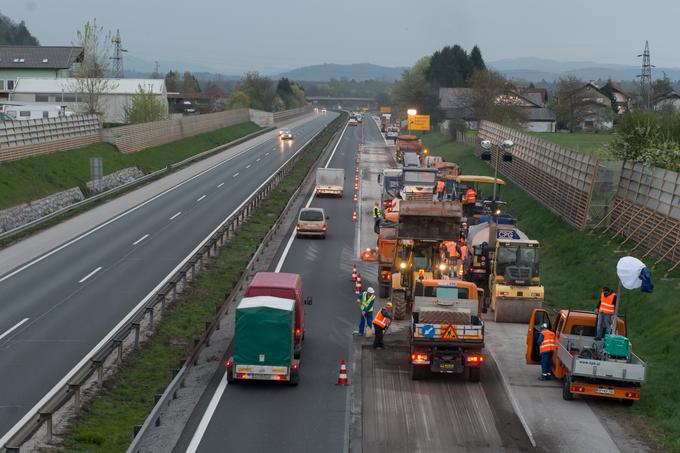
<box><xmin>616</xmin><ymin>256</ymin><xmax>645</xmax><ymax>290</ymax></box>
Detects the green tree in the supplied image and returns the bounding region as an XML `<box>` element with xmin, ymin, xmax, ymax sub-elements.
<box><xmin>470</xmin><ymin>45</ymin><xmax>486</xmax><ymax>71</ymax></box>
<box><xmin>552</xmin><ymin>75</ymin><xmax>587</xmax><ymax>131</ymax></box>
<box><xmin>391</xmin><ymin>57</ymin><xmax>443</xmax><ymax>123</ymax></box>
<box><xmin>425</xmin><ymin>45</ymin><xmax>474</xmax><ymax>88</ymax></box>
<box><xmin>181</xmin><ymin>71</ymin><xmax>201</xmax><ymax>93</ymax></box>
<box><xmin>228</xmin><ymin>90</ymin><xmax>250</xmax><ymax>109</ymax></box>
<box><xmin>164</xmin><ymin>71</ymin><xmax>180</xmax><ymax>92</ymax></box>
<box><xmin>467</xmin><ymin>69</ymin><xmax>527</xmax><ymax>127</ymax></box>
<box><xmin>236</xmin><ymin>72</ymin><xmax>275</xmax><ymax>110</ymax></box>
<box><xmin>652</xmin><ymin>73</ymin><xmax>673</xmax><ymax>99</ymax></box>
<box><xmin>0</xmin><ymin>13</ymin><xmax>39</xmax><ymax>45</ymax></box>
<box><xmin>125</xmin><ymin>84</ymin><xmax>167</xmax><ymax>123</ymax></box>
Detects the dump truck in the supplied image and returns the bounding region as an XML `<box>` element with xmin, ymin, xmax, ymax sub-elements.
<box><xmin>395</xmin><ymin>135</ymin><xmax>422</xmax><ymax>163</ymax></box>
<box><xmin>388</xmin><ymin>200</ymin><xmax>463</xmax><ymax>319</ymax></box>
<box><xmin>465</xmin><ymin>219</ymin><xmax>543</xmax><ymax>323</ymax></box>
<box><xmin>403</xmin><ymin>152</ymin><xmax>420</xmax><ymax>168</ymax></box>
<box><xmin>410</xmin><ymin>279</ymin><xmax>485</xmax><ymax>381</ymax></box>
<box><xmin>315</xmin><ymin>168</ymin><xmax>344</xmax><ymax>197</ymax></box>
<box><xmin>377</xmin><ymin>168</ymin><xmax>402</xmax><ymax>212</ymax></box>
<box><xmin>527</xmin><ymin>308</ymin><xmax>646</xmax><ymax>404</ymax></box>
<box><xmin>380</xmin><ymin>113</ymin><xmax>391</xmax><ymax>132</ymax></box>
<box><xmin>400</xmin><ymin>167</ymin><xmax>438</xmax><ymax>201</ymax></box>
<box><xmin>226</xmin><ymin>296</ymin><xmax>301</xmax><ymax>385</ymax></box>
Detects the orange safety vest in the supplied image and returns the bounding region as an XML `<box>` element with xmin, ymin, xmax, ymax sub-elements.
<box><xmin>436</xmin><ymin>180</ymin><xmax>445</xmax><ymax>193</ymax></box>
<box><xmin>465</xmin><ymin>188</ymin><xmax>476</xmax><ymax>204</ymax></box>
<box><xmin>460</xmin><ymin>244</ymin><xmax>467</xmax><ymax>259</ymax></box>
<box><xmin>444</xmin><ymin>241</ymin><xmax>458</xmax><ymax>258</ymax></box>
<box><xmin>373</xmin><ymin>309</ymin><xmax>390</xmax><ymax>328</ymax></box>
<box><xmin>539</xmin><ymin>329</ymin><xmax>557</xmax><ymax>353</ymax></box>
<box><xmin>599</xmin><ymin>291</ymin><xmax>616</xmax><ymax>315</ymax></box>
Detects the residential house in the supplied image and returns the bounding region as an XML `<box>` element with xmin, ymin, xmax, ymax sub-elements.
<box><xmin>601</xmin><ymin>81</ymin><xmax>631</xmax><ymax>114</ymax></box>
<box><xmin>167</xmin><ymin>85</ymin><xmax>228</xmax><ymax>114</ymax></box>
<box><xmin>654</xmin><ymin>91</ymin><xmax>680</xmax><ymax>112</ymax></box>
<box><xmin>522</xmin><ymin>88</ymin><xmax>549</xmax><ymax>107</ymax></box>
<box><xmin>11</xmin><ymin>78</ymin><xmax>168</xmax><ymax>123</ymax></box>
<box><xmin>563</xmin><ymin>82</ymin><xmax>614</xmax><ymax>131</ymax></box>
<box><xmin>0</xmin><ymin>46</ymin><xmax>83</xmax><ymax>99</ymax></box>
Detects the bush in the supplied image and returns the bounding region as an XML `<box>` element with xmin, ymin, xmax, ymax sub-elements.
<box><xmin>447</xmin><ymin>118</ymin><xmax>468</xmax><ymax>141</ymax></box>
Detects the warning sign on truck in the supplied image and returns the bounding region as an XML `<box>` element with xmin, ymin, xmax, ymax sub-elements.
<box><xmin>441</xmin><ymin>324</ymin><xmax>457</xmax><ymax>339</ymax></box>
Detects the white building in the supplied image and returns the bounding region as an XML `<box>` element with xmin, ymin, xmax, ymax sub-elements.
<box><xmin>10</xmin><ymin>77</ymin><xmax>168</xmax><ymax>123</ymax></box>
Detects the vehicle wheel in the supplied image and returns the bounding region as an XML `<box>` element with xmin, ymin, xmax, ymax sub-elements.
<box><xmin>411</xmin><ymin>364</ymin><xmax>428</xmax><ymax>380</ymax></box>
<box><xmin>391</xmin><ymin>289</ymin><xmax>408</xmax><ymax>320</ymax></box>
<box><xmin>322</xmin><ymin>234</ymin><xmax>326</xmax><ymax>240</ymax></box>
<box><xmin>563</xmin><ymin>374</ymin><xmax>574</xmax><ymax>401</ymax></box>
<box><xmin>468</xmin><ymin>367</ymin><xmax>481</xmax><ymax>382</ymax></box>
<box><xmin>294</xmin><ymin>351</ymin><xmax>301</xmax><ymax>359</ymax></box>
<box><xmin>226</xmin><ymin>367</ymin><xmax>236</xmax><ymax>385</ymax></box>
<box><xmin>378</xmin><ymin>284</ymin><xmax>389</xmax><ymax>298</ymax></box>
<box><xmin>621</xmin><ymin>399</ymin><xmax>634</xmax><ymax>407</ymax></box>
<box><xmin>289</xmin><ymin>369</ymin><xmax>300</xmax><ymax>386</ymax></box>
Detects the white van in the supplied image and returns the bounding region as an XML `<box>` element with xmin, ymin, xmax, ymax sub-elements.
<box><xmin>3</xmin><ymin>104</ymin><xmax>74</xmax><ymax>121</ymax></box>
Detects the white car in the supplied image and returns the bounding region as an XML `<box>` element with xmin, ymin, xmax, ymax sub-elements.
<box><xmin>348</xmin><ymin>118</ymin><xmax>358</xmax><ymax>126</ymax></box>
<box><xmin>279</xmin><ymin>128</ymin><xmax>294</xmax><ymax>140</ymax></box>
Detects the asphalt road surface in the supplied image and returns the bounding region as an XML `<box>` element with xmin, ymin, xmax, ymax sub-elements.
<box><xmin>0</xmin><ymin>112</ymin><xmax>337</xmax><ymax>440</ymax></box>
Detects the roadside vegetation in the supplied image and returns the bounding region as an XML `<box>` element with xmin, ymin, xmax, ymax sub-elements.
<box><xmin>527</xmin><ymin>131</ymin><xmax>612</xmax><ymax>158</ymax></box>
<box><xmin>0</xmin><ymin>121</ymin><xmax>261</xmax><ymax>210</ymax></box>
<box><xmin>423</xmin><ymin>133</ymin><xmax>680</xmax><ymax>451</ymax></box>
<box><xmin>59</xmin><ymin>116</ymin><xmax>343</xmax><ymax>452</ymax></box>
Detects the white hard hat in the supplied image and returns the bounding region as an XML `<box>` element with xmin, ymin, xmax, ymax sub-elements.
<box><xmin>541</xmin><ymin>323</ymin><xmax>548</xmax><ymax>329</ymax></box>
<box><xmin>367</xmin><ymin>287</ymin><xmax>375</xmax><ymax>294</ymax></box>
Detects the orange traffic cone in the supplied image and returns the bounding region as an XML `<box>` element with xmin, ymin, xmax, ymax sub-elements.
<box><xmin>352</xmin><ymin>265</ymin><xmax>357</xmax><ymax>282</ymax></box>
<box><xmin>352</xmin><ymin>211</ymin><xmax>357</xmax><ymax>222</ymax></box>
<box><xmin>355</xmin><ymin>274</ymin><xmax>362</xmax><ymax>293</ymax></box>
<box><xmin>336</xmin><ymin>359</ymin><xmax>349</xmax><ymax>385</ymax></box>
<box><xmin>353</xmin><ymin>193</ymin><xmax>358</xmax><ymax>202</ymax></box>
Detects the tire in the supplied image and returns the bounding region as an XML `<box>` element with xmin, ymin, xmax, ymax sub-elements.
<box><xmin>563</xmin><ymin>374</ymin><xmax>574</xmax><ymax>401</ymax></box>
<box><xmin>226</xmin><ymin>367</ymin><xmax>236</xmax><ymax>385</ymax></box>
<box><xmin>621</xmin><ymin>398</ymin><xmax>634</xmax><ymax>407</ymax></box>
<box><xmin>411</xmin><ymin>364</ymin><xmax>429</xmax><ymax>380</ymax></box>
<box><xmin>378</xmin><ymin>283</ymin><xmax>389</xmax><ymax>298</ymax></box>
<box><xmin>392</xmin><ymin>289</ymin><xmax>408</xmax><ymax>320</ymax></box>
<box><xmin>289</xmin><ymin>368</ymin><xmax>300</xmax><ymax>386</ymax></box>
<box><xmin>468</xmin><ymin>367</ymin><xmax>481</xmax><ymax>382</ymax></box>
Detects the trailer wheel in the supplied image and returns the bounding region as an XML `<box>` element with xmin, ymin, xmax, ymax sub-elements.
<box><xmin>226</xmin><ymin>367</ymin><xmax>236</xmax><ymax>385</ymax></box>
<box><xmin>467</xmin><ymin>367</ymin><xmax>481</xmax><ymax>383</ymax></box>
<box><xmin>289</xmin><ymin>368</ymin><xmax>300</xmax><ymax>386</ymax></box>
<box><xmin>392</xmin><ymin>289</ymin><xmax>408</xmax><ymax>320</ymax></box>
<box><xmin>411</xmin><ymin>364</ymin><xmax>428</xmax><ymax>380</ymax></box>
<box><xmin>621</xmin><ymin>399</ymin><xmax>634</xmax><ymax>407</ymax></box>
<box><xmin>562</xmin><ymin>375</ymin><xmax>574</xmax><ymax>401</ymax></box>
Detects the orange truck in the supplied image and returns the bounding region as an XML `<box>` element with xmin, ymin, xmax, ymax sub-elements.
<box><xmin>395</xmin><ymin>135</ymin><xmax>423</xmax><ymax>163</ymax></box>
<box><xmin>526</xmin><ymin>309</ymin><xmax>647</xmax><ymax>405</ymax></box>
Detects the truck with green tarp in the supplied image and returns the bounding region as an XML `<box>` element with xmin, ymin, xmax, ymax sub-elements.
<box><xmin>226</xmin><ymin>296</ymin><xmax>300</xmax><ymax>385</ymax></box>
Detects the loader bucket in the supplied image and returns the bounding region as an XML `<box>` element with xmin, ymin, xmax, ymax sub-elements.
<box><xmin>493</xmin><ymin>298</ymin><xmax>543</xmax><ymax>323</ymax></box>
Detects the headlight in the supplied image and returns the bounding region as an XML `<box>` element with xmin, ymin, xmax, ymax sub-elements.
<box><xmin>400</xmin><ymin>262</ymin><xmax>407</xmax><ymax>269</ymax></box>
<box><xmin>439</xmin><ymin>263</ymin><xmax>447</xmax><ymax>271</ymax></box>
<box><xmin>500</xmin><ymin>291</ymin><xmax>510</xmax><ymax>296</ymax></box>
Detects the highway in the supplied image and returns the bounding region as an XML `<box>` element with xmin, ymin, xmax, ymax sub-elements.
<box><xmin>0</xmin><ymin>112</ymin><xmax>338</xmax><ymax>440</ymax></box>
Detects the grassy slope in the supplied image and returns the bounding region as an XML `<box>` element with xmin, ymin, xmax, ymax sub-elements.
<box><xmin>0</xmin><ymin>122</ymin><xmax>261</xmax><ymax>209</ymax></box>
<box><xmin>424</xmin><ymin>133</ymin><xmax>680</xmax><ymax>451</ymax></box>
<box><xmin>60</xmin><ymin>119</ymin><xmax>341</xmax><ymax>452</ymax></box>
<box><xmin>527</xmin><ymin>131</ymin><xmax>612</xmax><ymax>158</ymax></box>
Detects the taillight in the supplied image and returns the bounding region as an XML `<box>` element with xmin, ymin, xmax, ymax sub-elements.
<box><xmin>625</xmin><ymin>391</ymin><xmax>639</xmax><ymax>398</ymax></box>
<box><xmin>292</xmin><ymin>363</ymin><xmax>299</xmax><ymax>369</ymax></box>
<box><xmin>466</xmin><ymin>354</ymin><xmax>484</xmax><ymax>364</ymax></box>
<box><xmin>274</xmin><ymin>375</ymin><xmax>284</xmax><ymax>381</ymax></box>
<box><xmin>322</xmin><ymin>225</ymin><xmax>327</xmax><ymax>231</ymax></box>
<box><xmin>296</xmin><ymin>224</ymin><xmax>301</xmax><ymax>230</ymax></box>
<box><xmin>225</xmin><ymin>360</ymin><xmax>232</xmax><ymax>368</ymax></box>
<box><xmin>572</xmin><ymin>385</ymin><xmax>585</xmax><ymax>393</ymax></box>
<box><xmin>411</xmin><ymin>353</ymin><xmax>429</xmax><ymax>364</ymax></box>
<box><xmin>295</xmin><ymin>328</ymin><xmax>301</xmax><ymax>338</ymax></box>
<box><xmin>380</xmin><ymin>270</ymin><xmax>391</xmax><ymax>280</ymax></box>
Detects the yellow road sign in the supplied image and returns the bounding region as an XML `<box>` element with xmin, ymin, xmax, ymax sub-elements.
<box><xmin>408</xmin><ymin>114</ymin><xmax>430</xmax><ymax>131</ymax></box>
<box><xmin>441</xmin><ymin>324</ymin><xmax>457</xmax><ymax>339</ymax></box>
<box><xmin>380</xmin><ymin>106</ymin><xmax>391</xmax><ymax>113</ymax></box>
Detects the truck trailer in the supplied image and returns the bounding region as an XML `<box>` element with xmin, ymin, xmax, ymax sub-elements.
<box><xmin>315</xmin><ymin>168</ymin><xmax>344</xmax><ymax>197</ymax></box>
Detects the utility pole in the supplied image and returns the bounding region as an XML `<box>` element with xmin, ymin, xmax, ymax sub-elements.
<box><xmin>637</xmin><ymin>41</ymin><xmax>653</xmax><ymax>110</ymax></box>
<box><xmin>153</xmin><ymin>61</ymin><xmax>160</xmax><ymax>79</ymax></box>
<box><xmin>111</xmin><ymin>29</ymin><xmax>128</xmax><ymax>78</ymax></box>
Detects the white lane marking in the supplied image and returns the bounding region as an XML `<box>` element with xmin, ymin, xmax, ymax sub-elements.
<box><xmin>197</xmin><ymin>195</ymin><xmax>207</xmax><ymax>202</ymax></box>
<box><xmin>0</xmin><ymin>318</ymin><xmax>29</xmax><ymax>341</ymax></box>
<box><xmin>265</xmin><ymin>152</ymin><xmax>270</xmax><ymax>156</ymax></box>
<box><xmin>275</xmin><ymin>120</ymin><xmax>350</xmax><ymax>272</ymax></box>
<box><xmin>246</xmin><ymin>164</ymin><xmax>251</xmax><ymax>169</ymax></box>
<box><xmin>133</xmin><ymin>234</ymin><xmax>149</xmax><ymax>245</ymax></box>
<box><xmin>186</xmin><ymin>372</ymin><xmax>228</xmax><ymax>453</ymax></box>
<box><xmin>217</xmin><ymin>182</ymin><xmax>225</xmax><ymax>188</ymax></box>
<box><xmin>170</xmin><ymin>211</ymin><xmax>182</xmax><ymax>220</ymax></box>
<box><xmin>256</xmin><ymin>158</ymin><xmax>261</xmax><ymax>162</ymax></box>
<box><xmin>78</xmin><ymin>266</ymin><xmax>102</xmax><ymax>284</ymax></box>
<box><xmin>0</xmin><ymin>115</ymin><xmax>338</xmax><ymax>448</ymax></box>
<box><xmin>233</xmin><ymin>172</ymin><xmax>240</xmax><ymax>178</ymax></box>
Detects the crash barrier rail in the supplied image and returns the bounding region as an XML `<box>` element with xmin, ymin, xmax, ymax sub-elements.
<box><xmin>0</xmin><ymin>112</ymin><xmax>344</xmax><ymax>453</ymax></box>
<box><xmin>0</xmin><ymin>127</ymin><xmax>274</xmax><ymax>243</ymax></box>
<box><xmin>273</xmin><ymin>106</ymin><xmax>312</xmax><ymax>123</ymax></box>
<box><xmin>125</xmin><ymin>112</ymin><xmax>345</xmax><ymax>453</ymax></box>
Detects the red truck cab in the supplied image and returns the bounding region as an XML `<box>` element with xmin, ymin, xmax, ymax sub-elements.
<box><xmin>245</xmin><ymin>272</ymin><xmax>311</xmax><ymax>357</ymax></box>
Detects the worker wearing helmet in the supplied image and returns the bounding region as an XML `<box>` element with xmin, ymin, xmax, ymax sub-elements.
<box><xmin>372</xmin><ymin>302</ymin><xmax>394</xmax><ymax>349</ymax></box>
<box><xmin>354</xmin><ymin>287</ymin><xmax>376</xmax><ymax>336</ymax></box>
<box><xmin>372</xmin><ymin>203</ymin><xmax>382</xmax><ymax>234</ymax></box>
<box><xmin>538</xmin><ymin>323</ymin><xmax>557</xmax><ymax>380</ymax></box>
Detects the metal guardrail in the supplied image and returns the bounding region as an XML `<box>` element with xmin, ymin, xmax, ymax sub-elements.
<box><xmin>1</xmin><ymin>112</ymin><xmax>345</xmax><ymax>453</ymax></box>
<box><xmin>0</xmin><ymin>127</ymin><xmax>274</xmax><ymax>243</ymax></box>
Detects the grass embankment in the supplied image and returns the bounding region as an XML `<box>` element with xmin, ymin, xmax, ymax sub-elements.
<box><xmin>527</xmin><ymin>131</ymin><xmax>612</xmax><ymax>158</ymax></box>
<box><xmin>60</xmin><ymin>117</ymin><xmax>342</xmax><ymax>453</ymax></box>
<box><xmin>0</xmin><ymin>121</ymin><xmax>262</xmax><ymax>210</ymax></box>
<box><xmin>424</xmin><ymin>133</ymin><xmax>680</xmax><ymax>451</ymax></box>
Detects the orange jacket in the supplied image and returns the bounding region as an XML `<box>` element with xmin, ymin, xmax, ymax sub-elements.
<box><xmin>539</xmin><ymin>329</ymin><xmax>557</xmax><ymax>353</ymax></box>
<box><xmin>465</xmin><ymin>188</ymin><xmax>476</xmax><ymax>204</ymax></box>
<box><xmin>436</xmin><ymin>180</ymin><xmax>445</xmax><ymax>193</ymax></box>
<box><xmin>599</xmin><ymin>291</ymin><xmax>616</xmax><ymax>315</ymax></box>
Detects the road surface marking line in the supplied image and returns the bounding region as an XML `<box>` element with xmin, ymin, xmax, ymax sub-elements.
<box><xmin>265</xmin><ymin>152</ymin><xmax>270</xmax><ymax>156</ymax></box>
<box><xmin>233</xmin><ymin>172</ymin><xmax>239</xmax><ymax>177</ymax></box>
<box><xmin>78</xmin><ymin>266</ymin><xmax>102</xmax><ymax>283</ymax></box>
<box><xmin>186</xmin><ymin>372</ymin><xmax>228</xmax><ymax>453</ymax></box>
<box><xmin>0</xmin><ymin>318</ymin><xmax>29</xmax><ymax>341</ymax></box>
<box><xmin>197</xmin><ymin>195</ymin><xmax>207</xmax><ymax>202</ymax></box>
<box><xmin>217</xmin><ymin>182</ymin><xmax>225</xmax><ymax>188</ymax></box>
<box><xmin>0</xmin><ymin>117</ymin><xmax>335</xmax><ymax>448</ymax></box>
<box><xmin>275</xmin><ymin>119</ymin><xmax>350</xmax><ymax>272</ymax></box>
<box><xmin>133</xmin><ymin>234</ymin><xmax>149</xmax><ymax>245</ymax></box>
<box><xmin>170</xmin><ymin>212</ymin><xmax>182</xmax><ymax>220</ymax></box>
<box><xmin>246</xmin><ymin>164</ymin><xmax>251</xmax><ymax>169</ymax></box>
<box><xmin>256</xmin><ymin>158</ymin><xmax>261</xmax><ymax>162</ymax></box>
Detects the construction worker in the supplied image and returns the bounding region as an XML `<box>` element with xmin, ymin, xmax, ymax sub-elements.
<box><xmin>464</xmin><ymin>186</ymin><xmax>477</xmax><ymax>218</ymax></box>
<box><xmin>372</xmin><ymin>302</ymin><xmax>393</xmax><ymax>349</ymax></box>
<box><xmin>372</xmin><ymin>202</ymin><xmax>382</xmax><ymax>234</ymax></box>
<box><xmin>595</xmin><ymin>286</ymin><xmax>617</xmax><ymax>340</ymax></box>
<box><xmin>436</xmin><ymin>179</ymin><xmax>445</xmax><ymax>201</ymax></box>
<box><xmin>538</xmin><ymin>323</ymin><xmax>557</xmax><ymax>380</ymax></box>
<box><xmin>457</xmin><ymin>238</ymin><xmax>467</xmax><ymax>277</ymax></box>
<box><xmin>354</xmin><ymin>287</ymin><xmax>376</xmax><ymax>336</ymax></box>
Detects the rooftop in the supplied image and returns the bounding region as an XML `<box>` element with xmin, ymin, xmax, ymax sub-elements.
<box><xmin>13</xmin><ymin>78</ymin><xmax>166</xmax><ymax>95</ymax></box>
<box><xmin>0</xmin><ymin>46</ymin><xmax>83</xmax><ymax>70</ymax></box>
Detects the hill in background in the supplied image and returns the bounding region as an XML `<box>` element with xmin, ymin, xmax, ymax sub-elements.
<box><xmin>0</xmin><ymin>12</ymin><xmax>39</xmax><ymax>45</ymax></box>
<box><xmin>275</xmin><ymin>63</ymin><xmax>406</xmax><ymax>82</ymax></box>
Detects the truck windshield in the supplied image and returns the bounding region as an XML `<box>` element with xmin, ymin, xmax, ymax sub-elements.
<box><xmin>383</xmin><ymin>176</ymin><xmax>401</xmax><ymax>193</ymax></box>
<box><xmin>496</xmin><ymin>245</ymin><xmax>539</xmax><ymax>276</ymax></box>
<box><xmin>436</xmin><ymin>287</ymin><xmax>469</xmax><ymax>299</ymax></box>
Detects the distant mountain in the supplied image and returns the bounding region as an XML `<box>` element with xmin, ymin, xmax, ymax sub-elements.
<box><xmin>0</xmin><ymin>12</ymin><xmax>39</xmax><ymax>45</ymax></box>
<box><xmin>275</xmin><ymin>63</ymin><xmax>406</xmax><ymax>82</ymax></box>
<box><xmin>490</xmin><ymin>57</ymin><xmax>680</xmax><ymax>82</ymax></box>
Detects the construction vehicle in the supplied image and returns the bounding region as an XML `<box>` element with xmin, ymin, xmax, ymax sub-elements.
<box><xmin>403</xmin><ymin>152</ymin><xmax>420</xmax><ymax>168</ymax></box>
<box><xmin>388</xmin><ymin>200</ymin><xmax>463</xmax><ymax>319</ymax></box>
<box><xmin>380</xmin><ymin>113</ymin><xmax>391</xmax><ymax>132</ymax></box>
<box><xmin>226</xmin><ymin>296</ymin><xmax>302</xmax><ymax>385</ymax></box>
<box><xmin>395</xmin><ymin>135</ymin><xmax>422</xmax><ymax>163</ymax></box>
<box><xmin>527</xmin><ymin>308</ymin><xmax>646</xmax><ymax>404</ymax></box>
<box><xmin>377</xmin><ymin>168</ymin><xmax>402</xmax><ymax>212</ymax></box>
<box><xmin>400</xmin><ymin>167</ymin><xmax>438</xmax><ymax>201</ymax></box>
<box><xmin>455</xmin><ymin>175</ymin><xmax>506</xmax><ymax>223</ymax></box>
<box><xmin>465</xmin><ymin>219</ymin><xmax>543</xmax><ymax>322</ymax></box>
<box><xmin>377</xmin><ymin>225</ymin><xmax>397</xmax><ymax>298</ymax></box>
<box><xmin>315</xmin><ymin>168</ymin><xmax>344</xmax><ymax>197</ymax></box>
<box><xmin>410</xmin><ymin>279</ymin><xmax>485</xmax><ymax>381</ymax></box>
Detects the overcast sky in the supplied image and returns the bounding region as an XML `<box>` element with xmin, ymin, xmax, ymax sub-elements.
<box><xmin>2</xmin><ymin>0</ymin><xmax>679</xmax><ymax>74</ymax></box>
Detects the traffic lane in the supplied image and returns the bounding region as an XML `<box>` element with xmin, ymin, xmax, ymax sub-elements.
<box><xmin>0</xmin><ymin>116</ymin><xmax>337</xmax><ymax>435</ymax></box>
<box><xmin>192</xmin><ymin>119</ymin><xmax>359</xmax><ymax>453</ymax></box>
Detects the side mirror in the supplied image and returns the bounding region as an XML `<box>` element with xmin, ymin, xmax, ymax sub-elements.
<box><xmin>481</xmin><ymin>151</ymin><xmax>492</xmax><ymax>161</ymax></box>
<box><xmin>377</xmin><ymin>174</ymin><xmax>382</xmax><ymax>184</ymax></box>
<box><xmin>304</xmin><ymin>296</ymin><xmax>313</xmax><ymax>305</ymax></box>
<box><xmin>326</xmin><ymin>215</ymin><xmax>330</xmax><ymax>220</ymax></box>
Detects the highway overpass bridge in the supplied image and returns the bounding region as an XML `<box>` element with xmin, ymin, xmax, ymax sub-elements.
<box><xmin>306</xmin><ymin>96</ymin><xmax>377</xmax><ymax>109</ymax></box>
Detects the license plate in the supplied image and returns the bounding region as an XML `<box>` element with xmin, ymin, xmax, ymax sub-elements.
<box><xmin>595</xmin><ymin>388</ymin><xmax>615</xmax><ymax>395</ymax></box>
<box><xmin>440</xmin><ymin>363</ymin><xmax>455</xmax><ymax>370</ymax></box>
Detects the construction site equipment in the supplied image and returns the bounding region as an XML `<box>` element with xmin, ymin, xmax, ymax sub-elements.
<box><xmin>400</xmin><ymin>167</ymin><xmax>438</xmax><ymax>201</ymax></box>
<box><xmin>527</xmin><ymin>309</ymin><xmax>646</xmax><ymax>405</ymax></box>
<box><xmin>455</xmin><ymin>175</ymin><xmax>506</xmax><ymax>223</ymax></box>
<box><xmin>377</xmin><ymin>168</ymin><xmax>403</xmax><ymax>211</ymax></box>
<box><xmin>465</xmin><ymin>219</ymin><xmax>543</xmax><ymax>322</ymax></box>
<box><xmin>315</xmin><ymin>168</ymin><xmax>345</xmax><ymax>197</ymax></box>
<box><xmin>388</xmin><ymin>200</ymin><xmax>463</xmax><ymax>319</ymax></box>
<box><xmin>377</xmin><ymin>225</ymin><xmax>397</xmax><ymax>297</ymax></box>
<box><xmin>395</xmin><ymin>135</ymin><xmax>422</xmax><ymax>163</ymax></box>
<box><xmin>403</xmin><ymin>152</ymin><xmax>420</xmax><ymax>168</ymax></box>
<box><xmin>410</xmin><ymin>279</ymin><xmax>485</xmax><ymax>381</ymax></box>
